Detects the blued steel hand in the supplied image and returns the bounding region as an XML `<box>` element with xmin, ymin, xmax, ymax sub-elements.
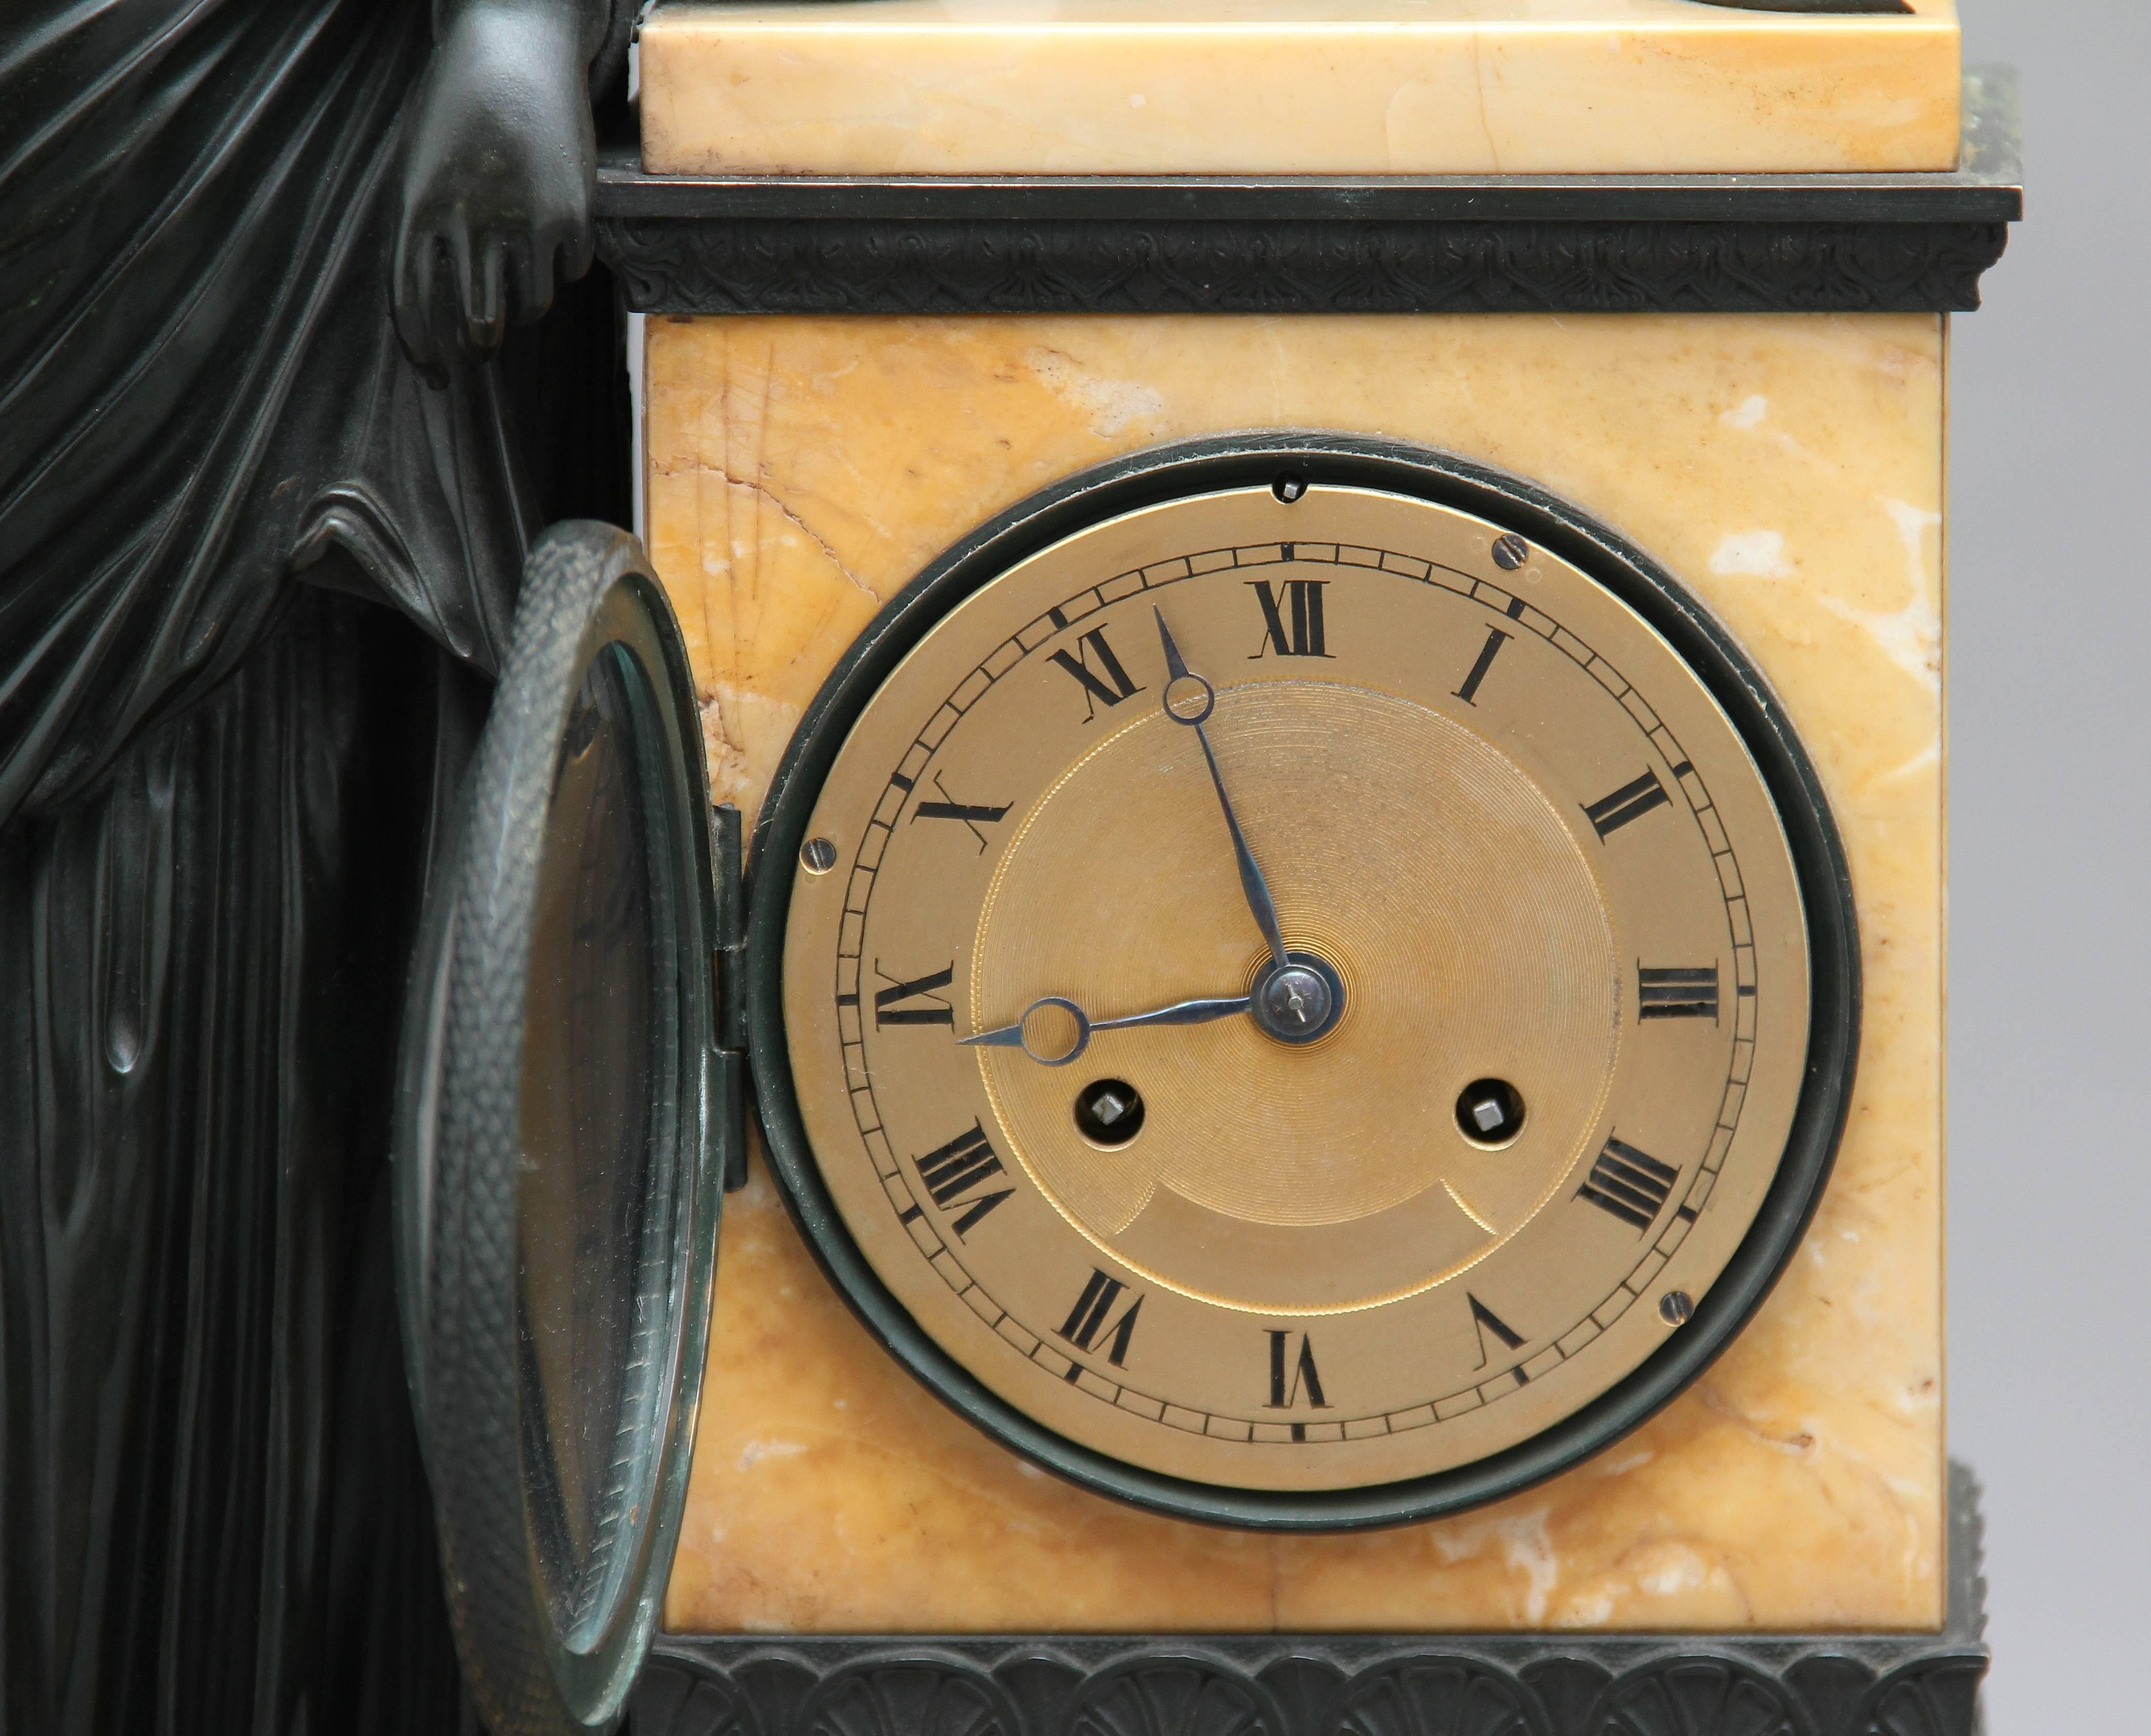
<box><xmin>1153</xmin><ymin>607</ymin><xmax>1290</xmax><ymax>970</ymax></box>
<box><xmin>961</xmin><ymin>993</ymin><xmax>1251</xmax><ymax>1067</ymax></box>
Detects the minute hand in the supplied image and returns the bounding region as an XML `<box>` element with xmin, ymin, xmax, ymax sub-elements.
<box><xmin>1154</xmin><ymin>607</ymin><xmax>1290</xmax><ymax>970</ymax></box>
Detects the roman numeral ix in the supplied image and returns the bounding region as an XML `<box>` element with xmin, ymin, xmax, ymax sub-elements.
<box><xmin>1639</xmin><ymin>964</ymin><xmax>1720</xmax><ymax>1022</ymax></box>
<box><xmin>1578</xmin><ymin>1138</ymin><xmax>1680</xmax><ymax>1232</ymax></box>
<box><xmin>1582</xmin><ymin>769</ymin><xmax>1672</xmax><ymax>840</ymax></box>
<box><xmin>1248</xmin><ymin>579</ymin><xmax>1332</xmax><ymax>659</ymax></box>
<box><xmin>1058</xmin><ymin>1269</ymin><xmax>1144</xmax><ymax>1369</ymax></box>
<box><xmin>1048</xmin><ymin>626</ymin><xmax>1144</xmax><ymax>719</ymax></box>
<box><xmin>909</xmin><ymin>1121</ymin><xmax>1013</xmax><ymax>1239</ymax></box>
<box><xmin>872</xmin><ymin>961</ymin><xmax>955</xmax><ymax>1028</ymax></box>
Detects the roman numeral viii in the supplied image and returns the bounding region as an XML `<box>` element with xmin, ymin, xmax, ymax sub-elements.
<box><xmin>1582</xmin><ymin>769</ymin><xmax>1672</xmax><ymax>840</ymax></box>
<box><xmin>1639</xmin><ymin>964</ymin><xmax>1719</xmax><ymax>1022</ymax></box>
<box><xmin>1248</xmin><ymin>580</ymin><xmax>1332</xmax><ymax>659</ymax></box>
<box><xmin>872</xmin><ymin>962</ymin><xmax>954</xmax><ymax>1027</ymax></box>
<box><xmin>1578</xmin><ymin>1138</ymin><xmax>1679</xmax><ymax>1232</ymax></box>
<box><xmin>1058</xmin><ymin>1269</ymin><xmax>1143</xmax><ymax>1369</ymax></box>
<box><xmin>1048</xmin><ymin>626</ymin><xmax>1143</xmax><ymax>719</ymax></box>
<box><xmin>908</xmin><ymin>1121</ymin><xmax>1012</xmax><ymax>1239</ymax></box>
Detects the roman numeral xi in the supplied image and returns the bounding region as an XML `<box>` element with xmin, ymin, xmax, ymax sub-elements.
<box><xmin>1049</xmin><ymin>626</ymin><xmax>1144</xmax><ymax>720</ymax></box>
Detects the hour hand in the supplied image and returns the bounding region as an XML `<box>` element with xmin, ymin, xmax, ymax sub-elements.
<box><xmin>961</xmin><ymin>993</ymin><xmax>1251</xmax><ymax>1067</ymax></box>
<box><xmin>1153</xmin><ymin>608</ymin><xmax>1290</xmax><ymax>970</ymax></box>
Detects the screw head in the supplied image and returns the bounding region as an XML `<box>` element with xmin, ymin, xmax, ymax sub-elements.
<box><xmin>1659</xmin><ymin>1290</ymin><xmax>1695</xmax><ymax>1326</ymax></box>
<box><xmin>801</xmin><ymin>837</ymin><xmax>839</xmax><ymax>875</ymax></box>
<box><xmin>1492</xmin><ymin>533</ymin><xmax>1531</xmax><ymax>572</ymax></box>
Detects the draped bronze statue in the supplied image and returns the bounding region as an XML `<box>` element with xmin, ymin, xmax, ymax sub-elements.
<box><xmin>0</xmin><ymin>1</ymin><xmax>631</xmax><ymax>1727</ymax></box>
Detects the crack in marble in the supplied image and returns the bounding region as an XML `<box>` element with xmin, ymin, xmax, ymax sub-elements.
<box><xmin>682</xmin><ymin>456</ymin><xmax>883</xmax><ymax>600</ymax></box>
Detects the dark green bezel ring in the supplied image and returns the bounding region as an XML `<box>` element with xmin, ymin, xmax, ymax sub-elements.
<box><xmin>743</xmin><ymin>432</ymin><xmax>1861</xmax><ymax>1532</ymax></box>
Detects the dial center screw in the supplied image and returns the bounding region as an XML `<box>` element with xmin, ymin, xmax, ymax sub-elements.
<box><xmin>1250</xmin><ymin>954</ymin><xmax>1345</xmax><ymax>1045</ymax></box>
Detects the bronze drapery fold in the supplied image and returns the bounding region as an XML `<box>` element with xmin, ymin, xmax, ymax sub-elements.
<box><xmin>0</xmin><ymin>1</ymin><xmax>630</xmax><ymax>1729</ymax></box>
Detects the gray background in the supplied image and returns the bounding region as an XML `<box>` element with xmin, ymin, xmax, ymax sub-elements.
<box><xmin>1949</xmin><ymin>3</ymin><xmax>2147</xmax><ymax>1729</ymax></box>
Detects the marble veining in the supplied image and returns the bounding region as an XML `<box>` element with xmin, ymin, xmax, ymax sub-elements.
<box><xmin>644</xmin><ymin>311</ymin><xmax>1946</xmax><ymax>1634</ymax></box>
<box><xmin>640</xmin><ymin>0</ymin><xmax>1961</xmax><ymax>176</ymax></box>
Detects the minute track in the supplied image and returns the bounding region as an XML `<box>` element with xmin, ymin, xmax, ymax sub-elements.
<box><xmin>829</xmin><ymin>530</ymin><xmax>1766</xmax><ymax>1444</ymax></box>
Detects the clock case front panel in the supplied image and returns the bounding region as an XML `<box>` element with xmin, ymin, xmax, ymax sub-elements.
<box><xmin>745</xmin><ymin>436</ymin><xmax>1857</xmax><ymax>1530</ymax></box>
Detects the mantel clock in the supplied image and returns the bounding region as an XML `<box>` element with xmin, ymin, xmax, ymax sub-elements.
<box><xmin>392</xmin><ymin>4</ymin><xmax>2018</xmax><ymax>1733</ymax></box>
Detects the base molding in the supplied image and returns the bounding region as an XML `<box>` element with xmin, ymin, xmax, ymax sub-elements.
<box><xmin>633</xmin><ymin>1470</ymin><xmax>1986</xmax><ymax>1736</ymax></box>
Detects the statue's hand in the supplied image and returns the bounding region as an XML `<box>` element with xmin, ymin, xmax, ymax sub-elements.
<box><xmin>393</xmin><ymin>1</ymin><xmax>601</xmax><ymax>368</ymax></box>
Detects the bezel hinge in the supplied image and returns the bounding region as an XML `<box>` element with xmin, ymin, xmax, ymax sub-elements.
<box><xmin>711</xmin><ymin>801</ymin><xmax>753</xmax><ymax>1192</ymax></box>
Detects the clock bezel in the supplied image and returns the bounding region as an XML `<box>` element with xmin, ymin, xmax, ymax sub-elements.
<box><xmin>743</xmin><ymin>432</ymin><xmax>1861</xmax><ymax>1531</ymax></box>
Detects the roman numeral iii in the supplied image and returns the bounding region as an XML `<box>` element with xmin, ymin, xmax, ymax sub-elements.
<box><xmin>1059</xmin><ymin>1269</ymin><xmax>1144</xmax><ymax>1368</ymax></box>
<box><xmin>1582</xmin><ymin>769</ymin><xmax>1672</xmax><ymax>840</ymax></box>
<box><xmin>1639</xmin><ymin>964</ymin><xmax>1719</xmax><ymax>1022</ymax></box>
<box><xmin>1248</xmin><ymin>579</ymin><xmax>1332</xmax><ymax>659</ymax></box>
<box><xmin>910</xmin><ymin>1121</ymin><xmax>1013</xmax><ymax>1239</ymax></box>
<box><xmin>872</xmin><ymin>962</ymin><xmax>955</xmax><ymax>1027</ymax></box>
<box><xmin>1048</xmin><ymin>626</ymin><xmax>1144</xmax><ymax>719</ymax></box>
<box><xmin>1578</xmin><ymin>1138</ymin><xmax>1679</xmax><ymax>1231</ymax></box>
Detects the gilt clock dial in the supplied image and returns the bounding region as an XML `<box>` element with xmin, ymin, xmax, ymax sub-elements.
<box><xmin>758</xmin><ymin>440</ymin><xmax>1854</xmax><ymax>1525</ymax></box>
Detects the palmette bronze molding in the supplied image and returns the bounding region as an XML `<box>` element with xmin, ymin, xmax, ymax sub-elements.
<box><xmin>633</xmin><ymin>1469</ymin><xmax>1986</xmax><ymax>1736</ymax></box>
<box><xmin>598</xmin><ymin>217</ymin><xmax>2008</xmax><ymax>318</ymax></box>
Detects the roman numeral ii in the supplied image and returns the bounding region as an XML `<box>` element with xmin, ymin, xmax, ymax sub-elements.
<box><xmin>1582</xmin><ymin>769</ymin><xmax>1672</xmax><ymax>840</ymax></box>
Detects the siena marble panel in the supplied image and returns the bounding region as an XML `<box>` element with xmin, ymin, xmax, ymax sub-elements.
<box><xmin>646</xmin><ymin>311</ymin><xmax>1946</xmax><ymax>1633</ymax></box>
<box><xmin>640</xmin><ymin>0</ymin><xmax>1961</xmax><ymax>177</ymax></box>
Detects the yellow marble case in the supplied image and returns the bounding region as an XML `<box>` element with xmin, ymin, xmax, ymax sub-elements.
<box><xmin>639</xmin><ymin>310</ymin><xmax>1947</xmax><ymax>1635</ymax></box>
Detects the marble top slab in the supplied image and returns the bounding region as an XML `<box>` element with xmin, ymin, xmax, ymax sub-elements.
<box><xmin>639</xmin><ymin>0</ymin><xmax>1962</xmax><ymax>177</ymax></box>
